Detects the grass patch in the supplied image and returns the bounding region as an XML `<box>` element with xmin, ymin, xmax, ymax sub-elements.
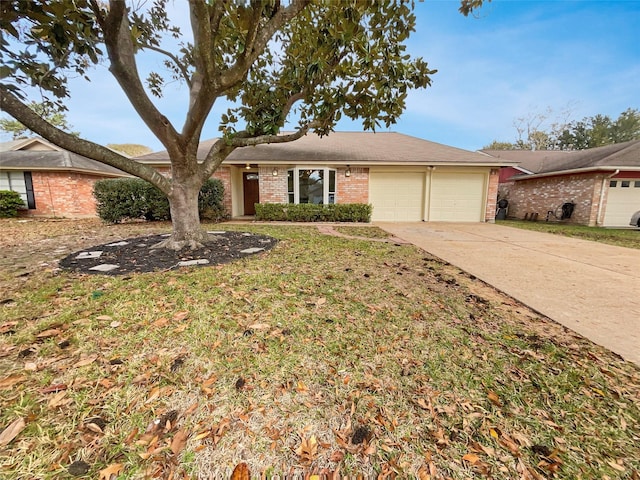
<box><xmin>333</xmin><ymin>226</ymin><xmax>392</xmax><ymax>239</ymax></box>
<box><xmin>498</xmin><ymin>220</ymin><xmax>640</xmax><ymax>249</ymax></box>
<box><xmin>1</xmin><ymin>219</ymin><xmax>639</xmax><ymax>479</ymax></box>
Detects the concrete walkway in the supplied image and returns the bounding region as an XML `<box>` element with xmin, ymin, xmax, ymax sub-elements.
<box><xmin>376</xmin><ymin>222</ymin><xmax>640</xmax><ymax>366</ymax></box>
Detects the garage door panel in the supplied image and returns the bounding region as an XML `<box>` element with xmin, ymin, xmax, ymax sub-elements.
<box><xmin>604</xmin><ymin>179</ymin><xmax>640</xmax><ymax>227</ymax></box>
<box><xmin>430</xmin><ymin>172</ymin><xmax>485</xmax><ymax>222</ymax></box>
<box><xmin>370</xmin><ymin>172</ymin><xmax>424</xmax><ymax>221</ymax></box>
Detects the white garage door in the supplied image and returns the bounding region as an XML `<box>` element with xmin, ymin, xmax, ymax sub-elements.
<box><xmin>370</xmin><ymin>172</ymin><xmax>424</xmax><ymax>221</ymax></box>
<box><xmin>603</xmin><ymin>179</ymin><xmax>640</xmax><ymax>227</ymax></box>
<box><xmin>429</xmin><ymin>172</ymin><xmax>485</xmax><ymax>222</ymax></box>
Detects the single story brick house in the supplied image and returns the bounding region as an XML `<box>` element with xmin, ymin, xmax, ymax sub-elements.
<box><xmin>484</xmin><ymin>139</ymin><xmax>640</xmax><ymax>227</ymax></box>
<box><xmin>0</xmin><ymin>137</ymin><xmax>127</xmax><ymax>217</ymax></box>
<box><xmin>137</xmin><ymin>132</ymin><xmax>512</xmax><ymax>222</ymax></box>
<box><xmin>2</xmin><ymin>132</ymin><xmax>513</xmax><ymax>222</ymax></box>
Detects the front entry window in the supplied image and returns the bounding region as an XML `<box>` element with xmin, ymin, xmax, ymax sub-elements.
<box><xmin>288</xmin><ymin>168</ymin><xmax>336</xmax><ymax>204</ymax></box>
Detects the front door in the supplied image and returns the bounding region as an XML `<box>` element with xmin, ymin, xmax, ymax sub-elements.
<box><xmin>243</xmin><ymin>172</ymin><xmax>260</xmax><ymax>215</ymax></box>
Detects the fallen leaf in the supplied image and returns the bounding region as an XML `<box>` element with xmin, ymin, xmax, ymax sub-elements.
<box><xmin>40</xmin><ymin>383</ymin><xmax>67</xmax><ymax>394</ymax></box>
<box><xmin>0</xmin><ymin>418</ymin><xmax>26</xmax><ymax>446</ymax></box>
<box><xmin>95</xmin><ymin>315</ymin><xmax>113</xmax><ymax>322</ymax></box>
<box><xmin>295</xmin><ymin>435</ymin><xmax>318</xmax><ymax>462</ymax></box>
<box><xmin>487</xmin><ymin>391</ymin><xmax>502</xmax><ymax>406</ymax></box>
<box><xmin>36</xmin><ymin>328</ymin><xmax>62</xmax><ymax>339</ymax></box>
<box><xmin>248</xmin><ymin>322</ymin><xmax>270</xmax><ymax>330</ymax></box>
<box><xmin>463</xmin><ymin>453</ymin><xmax>481</xmax><ymax>464</ymax></box>
<box><xmin>109</xmin><ymin>321</ymin><xmax>121</xmax><ymax>328</ymax></box>
<box><xmin>0</xmin><ymin>374</ymin><xmax>26</xmax><ymax>389</ymax></box>
<box><xmin>172</xmin><ymin>311</ymin><xmax>189</xmax><ymax>322</ymax></box>
<box><xmin>170</xmin><ymin>429</ymin><xmax>188</xmax><ymax>455</ymax></box>
<box><xmin>74</xmin><ymin>355</ymin><xmax>98</xmax><ymax>368</ymax></box>
<box><xmin>99</xmin><ymin>463</ymin><xmax>123</xmax><ymax>480</ymax></box>
<box><xmin>316</xmin><ymin>297</ymin><xmax>327</xmax><ymax>306</ymax></box>
<box><xmin>230</xmin><ymin>463</ymin><xmax>250</xmax><ymax>480</ymax></box>
<box><xmin>48</xmin><ymin>390</ymin><xmax>69</xmax><ymax>408</ymax></box>
<box><xmin>152</xmin><ymin>317</ymin><xmax>169</xmax><ymax>328</ymax></box>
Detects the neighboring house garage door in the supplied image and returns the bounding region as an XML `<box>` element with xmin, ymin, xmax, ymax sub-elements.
<box><xmin>370</xmin><ymin>172</ymin><xmax>424</xmax><ymax>221</ymax></box>
<box><xmin>429</xmin><ymin>172</ymin><xmax>485</xmax><ymax>222</ymax></box>
<box><xmin>603</xmin><ymin>179</ymin><xmax>640</xmax><ymax>227</ymax></box>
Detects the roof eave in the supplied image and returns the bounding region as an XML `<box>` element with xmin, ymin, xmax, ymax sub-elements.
<box><xmin>513</xmin><ymin>166</ymin><xmax>640</xmax><ymax>181</ymax></box>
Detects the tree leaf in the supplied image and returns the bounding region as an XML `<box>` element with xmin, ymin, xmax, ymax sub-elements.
<box><xmin>231</xmin><ymin>463</ymin><xmax>250</xmax><ymax>480</ymax></box>
<box><xmin>98</xmin><ymin>463</ymin><xmax>123</xmax><ymax>480</ymax></box>
<box><xmin>0</xmin><ymin>418</ymin><xmax>26</xmax><ymax>446</ymax></box>
<box><xmin>170</xmin><ymin>429</ymin><xmax>188</xmax><ymax>454</ymax></box>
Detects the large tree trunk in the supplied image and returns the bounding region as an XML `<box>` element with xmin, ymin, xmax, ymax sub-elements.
<box><xmin>152</xmin><ymin>176</ymin><xmax>208</xmax><ymax>251</ymax></box>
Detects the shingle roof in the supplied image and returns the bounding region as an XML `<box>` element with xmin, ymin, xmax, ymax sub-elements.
<box><xmin>0</xmin><ymin>138</ymin><xmax>128</xmax><ymax>176</ymax></box>
<box><xmin>0</xmin><ymin>150</ymin><xmax>129</xmax><ymax>176</ymax></box>
<box><xmin>137</xmin><ymin>132</ymin><xmax>514</xmax><ymax>166</ymax></box>
<box><xmin>482</xmin><ymin>139</ymin><xmax>640</xmax><ymax>175</ymax></box>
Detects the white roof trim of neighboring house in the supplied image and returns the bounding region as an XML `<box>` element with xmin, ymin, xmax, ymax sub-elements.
<box><xmin>0</xmin><ymin>164</ymin><xmax>131</xmax><ymax>177</ymax></box>
<box><xmin>512</xmin><ymin>166</ymin><xmax>640</xmax><ymax>181</ymax></box>
<box><xmin>8</xmin><ymin>137</ymin><xmax>63</xmax><ymax>152</ymax></box>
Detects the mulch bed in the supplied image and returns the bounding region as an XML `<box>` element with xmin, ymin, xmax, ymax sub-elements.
<box><xmin>59</xmin><ymin>231</ymin><xmax>278</xmax><ymax>275</ymax></box>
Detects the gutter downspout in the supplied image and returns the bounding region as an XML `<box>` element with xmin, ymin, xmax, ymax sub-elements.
<box><xmin>596</xmin><ymin>169</ymin><xmax>619</xmax><ymax>226</ymax></box>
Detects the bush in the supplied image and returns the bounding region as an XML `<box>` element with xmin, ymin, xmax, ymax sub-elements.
<box><xmin>255</xmin><ymin>203</ymin><xmax>372</xmax><ymax>222</ymax></box>
<box><xmin>93</xmin><ymin>178</ymin><xmax>227</xmax><ymax>223</ymax></box>
<box><xmin>0</xmin><ymin>190</ymin><xmax>26</xmax><ymax>218</ymax></box>
<box><xmin>198</xmin><ymin>179</ymin><xmax>228</xmax><ymax>221</ymax></box>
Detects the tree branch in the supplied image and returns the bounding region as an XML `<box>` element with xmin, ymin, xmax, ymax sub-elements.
<box><xmin>0</xmin><ymin>87</ymin><xmax>171</xmax><ymax>193</ymax></box>
<box><xmin>141</xmin><ymin>43</ymin><xmax>192</xmax><ymax>88</ymax></box>
<box><xmin>217</xmin><ymin>0</ymin><xmax>310</xmax><ymax>91</ymax></box>
<box><xmin>103</xmin><ymin>0</ymin><xmax>180</xmax><ymax>153</ymax></box>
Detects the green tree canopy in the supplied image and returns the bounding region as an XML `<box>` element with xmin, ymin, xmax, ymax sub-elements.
<box><xmin>484</xmin><ymin>108</ymin><xmax>640</xmax><ymax>151</ymax></box>
<box><xmin>0</xmin><ymin>101</ymin><xmax>79</xmax><ymax>139</ymax></box>
<box><xmin>1</xmin><ymin>0</ymin><xmax>484</xmax><ymax>248</ymax></box>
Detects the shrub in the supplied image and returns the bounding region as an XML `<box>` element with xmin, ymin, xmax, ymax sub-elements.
<box><xmin>93</xmin><ymin>178</ymin><xmax>227</xmax><ymax>223</ymax></box>
<box><xmin>198</xmin><ymin>179</ymin><xmax>228</xmax><ymax>221</ymax></box>
<box><xmin>255</xmin><ymin>203</ymin><xmax>372</xmax><ymax>222</ymax></box>
<box><xmin>0</xmin><ymin>190</ymin><xmax>26</xmax><ymax>218</ymax></box>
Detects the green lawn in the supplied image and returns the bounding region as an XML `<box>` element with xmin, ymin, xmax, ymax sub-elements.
<box><xmin>498</xmin><ymin>220</ymin><xmax>640</xmax><ymax>249</ymax></box>
<box><xmin>1</xmin><ymin>219</ymin><xmax>638</xmax><ymax>479</ymax></box>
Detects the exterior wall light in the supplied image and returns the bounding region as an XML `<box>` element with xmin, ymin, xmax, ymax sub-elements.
<box><xmin>272</xmin><ymin>168</ymin><xmax>278</xmax><ymax>176</ymax></box>
<box><xmin>245</xmin><ymin>164</ymin><xmax>251</xmax><ymax>170</ymax></box>
<box><xmin>345</xmin><ymin>166</ymin><xmax>351</xmax><ymax>177</ymax></box>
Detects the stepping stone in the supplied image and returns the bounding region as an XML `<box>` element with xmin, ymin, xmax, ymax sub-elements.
<box><xmin>89</xmin><ymin>264</ymin><xmax>119</xmax><ymax>272</ymax></box>
<box><xmin>177</xmin><ymin>259</ymin><xmax>210</xmax><ymax>267</ymax></box>
<box><xmin>207</xmin><ymin>231</ymin><xmax>226</xmax><ymax>235</ymax></box>
<box><xmin>105</xmin><ymin>241</ymin><xmax>129</xmax><ymax>247</ymax></box>
<box><xmin>240</xmin><ymin>247</ymin><xmax>265</xmax><ymax>254</ymax></box>
<box><xmin>76</xmin><ymin>251</ymin><xmax>103</xmax><ymax>260</ymax></box>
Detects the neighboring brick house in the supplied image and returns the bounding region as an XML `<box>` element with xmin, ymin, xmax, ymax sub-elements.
<box><xmin>0</xmin><ymin>137</ymin><xmax>128</xmax><ymax>217</ymax></box>
<box><xmin>138</xmin><ymin>132</ymin><xmax>512</xmax><ymax>223</ymax></box>
<box><xmin>484</xmin><ymin>140</ymin><xmax>640</xmax><ymax>227</ymax></box>
<box><xmin>2</xmin><ymin>133</ymin><xmax>513</xmax><ymax>222</ymax></box>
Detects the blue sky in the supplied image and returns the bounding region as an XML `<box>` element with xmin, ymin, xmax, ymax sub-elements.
<box><xmin>8</xmin><ymin>0</ymin><xmax>640</xmax><ymax>152</ymax></box>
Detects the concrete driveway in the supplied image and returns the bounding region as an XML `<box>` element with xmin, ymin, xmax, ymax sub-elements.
<box><xmin>376</xmin><ymin>222</ymin><xmax>640</xmax><ymax>366</ymax></box>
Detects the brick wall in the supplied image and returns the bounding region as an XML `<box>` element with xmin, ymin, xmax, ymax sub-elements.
<box><xmin>28</xmin><ymin>171</ymin><xmax>104</xmax><ymax>217</ymax></box>
<box><xmin>500</xmin><ymin>172</ymin><xmax>604</xmax><ymax>225</ymax></box>
<box><xmin>258</xmin><ymin>167</ymin><xmax>288</xmax><ymax>203</ymax></box>
<box><xmin>485</xmin><ymin>169</ymin><xmax>500</xmax><ymax>222</ymax></box>
<box><xmin>337</xmin><ymin>167</ymin><xmax>369</xmax><ymax>203</ymax></box>
<box><xmin>256</xmin><ymin>167</ymin><xmax>370</xmax><ymax>204</ymax></box>
<box><xmin>212</xmin><ymin>167</ymin><xmax>232</xmax><ymax>214</ymax></box>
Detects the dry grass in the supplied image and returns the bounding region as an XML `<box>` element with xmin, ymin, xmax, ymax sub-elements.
<box><xmin>1</xmin><ymin>219</ymin><xmax>639</xmax><ymax>479</ymax></box>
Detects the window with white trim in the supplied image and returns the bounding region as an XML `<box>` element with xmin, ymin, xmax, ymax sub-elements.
<box><xmin>287</xmin><ymin>168</ymin><xmax>336</xmax><ymax>204</ymax></box>
<box><xmin>0</xmin><ymin>171</ymin><xmax>35</xmax><ymax>209</ymax></box>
